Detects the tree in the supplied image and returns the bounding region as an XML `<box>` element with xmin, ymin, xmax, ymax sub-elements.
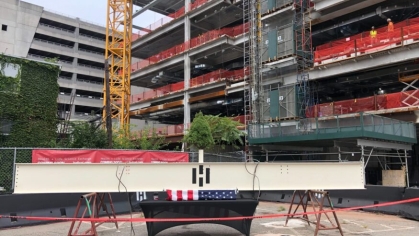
<box><xmin>204</xmin><ymin>114</ymin><xmax>245</xmax><ymax>149</ymax></box>
<box><xmin>183</xmin><ymin>111</ymin><xmax>214</xmax><ymax>150</ymax></box>
<box><xmin>66</xmin><ymin>121</ymin><xmax>107</xmax><ymax>148</ymax></box>
<box><xmin>112</xmin><ymin>124</ymin><xmax>136</xmax><ymax>149</ymax></box>
<box><xmin>133</xmin><ymin>126</ymin><xmax>168</xmax><ymax>150</ymax></box>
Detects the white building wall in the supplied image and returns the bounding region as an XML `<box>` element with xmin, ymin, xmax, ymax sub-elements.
<box><xmin>0</xmin><ymin>0</ymin><xmax>42</xmax><ymax>57</ymax></box>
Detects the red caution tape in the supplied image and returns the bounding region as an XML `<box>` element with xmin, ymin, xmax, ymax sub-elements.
<box><xmin>1</xmin><ymin>197</ymin><xmax>419</xmax><ymax>223</ymax></box>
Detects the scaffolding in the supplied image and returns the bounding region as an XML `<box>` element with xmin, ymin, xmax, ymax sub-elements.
<box><xmin>243</xmin><ymin>0</ymin><xmax>263</xmax><ymax>160</ymax></box>
<box><xmin>399</xmin><ymin>72</ymin><xmax>419</xmax><ymax>107</ymax></box>
<box><xmin>58</xmin><ymin>91</ymin><xmax>75</xmax><ymax>140</ymax></box>
<box><xmin>294</xmin><ymin>0</ymin><xmax>314</xmax><ymax>129</ymax></box>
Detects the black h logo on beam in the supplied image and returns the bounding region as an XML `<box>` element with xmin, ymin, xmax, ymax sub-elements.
<box><xmin>192</xmin><ymin>165</ymin><xmax>210</xmax><ymax>187</ymax></box>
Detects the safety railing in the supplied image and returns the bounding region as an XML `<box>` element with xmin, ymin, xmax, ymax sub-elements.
<box><xmin>33</xmin><ymin>38</ymin><xmax>74</xmax><ymax>49</ymax></box>
<box><xmin>75</xmin><ymin>94</ymin><xmax>103</xmax><ymax>100</ymax></box>
<box><xmin>78</xmin><ymin>48</ymin><xmax>104</xmax><ymax>56</ymax></box>
<box><xmin>131</xmin><ymin>0</ymin><xmax>210</xmax><ymax>41</ymax></box>
<box><xmin>77</xmin><ymin>63</ymin><xmax>104</xmax><ymax>71</ymax></box>
<box><xmin>314</xmin><ymin>17</ymin><xmax>419</xmax><ymax>65</ymax></box>
<box><xmin>27</xmin><ymin>54</ymin><xmax>73</xmax><ymax>65</ymax></box>
<box><xmin>76</xmin><ymin>79</ymin><xmax>103</xmax><ymax>85</ymax></box>
<box><xmin>38</xmin><ymin>23</ymin><xmax>75</xmax><ymax>34</ymax></box>
<box><xmin>130</xmin><ymin>68</ymin><xmax>248</xmax><ymax>103</ymax></box>
<box><xmin>79</xmin><ymin>33</ymin><xmax>105</xmax><ymax>42</ymax></box>
<box><xmin>306</xmin><ymin>89</ymin><xmax>419</xmax><ymax>118</ymax></box>
<box><xmin>248</xmin><ymin>113</ymin><xmax>416</xmax><ymax>141</ymax></box>
<box><xmin>131</xmin><ymin>23</ymin><xmax>248</xmax><ymax>72</ymax></box>
<box><xmin>59</xmin><ymin>60</ymin><xmax>73</xmax><ymax>65</ymax></box>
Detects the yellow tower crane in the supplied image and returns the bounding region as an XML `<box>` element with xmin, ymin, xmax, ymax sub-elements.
<box><xmin>103</xmin><ymin>0</ymin><xmax>133</xmax><ymax>136</ymax></box>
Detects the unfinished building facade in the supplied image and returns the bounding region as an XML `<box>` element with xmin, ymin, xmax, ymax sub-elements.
<box><xmin>130</xmin><ymin>0</ymin><xmax>419</xmax><ymax>186</ymax></box>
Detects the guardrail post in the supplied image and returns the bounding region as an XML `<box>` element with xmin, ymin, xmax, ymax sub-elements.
<box><xmin>360</xmin><ymin>112</ymin><xmax>364</xmax><ymax>127</ymax></box>
<box><xmin>391</xmin><ymin>119</ymin><xmax>395</xmax><ymax>135</ymax></box>
<box><xmin>401</xmin><ymin>27</ymin><xmax>404</xmax><ymax>46</ymax></box>
<box><xmin>371</xmin><ymin>115</ymin><xmax>374</xmax><ymax>132</ymax></box>
<box><xmin>354</xmin><ymin>39</ymin><xmax>357</xmax><ymax>58</ymax></box>
<box><xmin>316</xmin><ymin>117</ymin><xmax>319</xmax><ymax>134</ymax></box>
<box><xmin>337</xmin><ymin>115</ymin><xmax>340</xmax><ymax>132</ymax></box>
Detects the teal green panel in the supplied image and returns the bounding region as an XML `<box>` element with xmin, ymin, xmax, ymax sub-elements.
<box><xmin>295</xmin><ymin>84</ymin><xmax>303</xmax><ymax>117</ymax></box>
<box><xmin>268</xmin><ymin>0</ymin><xmax>275</xmax><ymax>10</ymax></box>
<box><xmin>270</xmin><ymin>90</ymin><xmax>279</xmax><ymax>118</ymax></box>
<box><xmin>268</xmin><ymin>31</ymin><xmax>277</xmax><ymax>59</ymax></box>
<box><xmin>249</xmin><ymin>130</ymin><xmax>417</xmax><ymax>145</ymax></box>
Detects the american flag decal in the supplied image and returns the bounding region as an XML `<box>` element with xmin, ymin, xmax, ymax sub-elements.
<box><xmin>166</xmin><ymin>189</ymin><xmax>237</xmax><ymax>201</ymax></box>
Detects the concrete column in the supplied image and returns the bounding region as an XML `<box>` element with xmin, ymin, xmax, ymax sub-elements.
<box><xmin>73</xmin><ymin>25</ymin><xmax>80</xmax><ymax>65</ymax></box>
<box><xmin>183</xmin><ymin>54</ymin><xmax>191</xmax><ymax>128</ymax></box>
<box><xmin>71</xmin><ymin>72</ymin><xmax>77</xmax><ymax>82</ymax></box>
<box><xmin>185</xmin><ymin>0</ymin><xmax>191</xmax><ymax>12</ymax></box>
<box><xmin>71</xmin><ymin>96</ymin><xmax>76</xmax><ymax>117</ymax></box>
<box><xmin>70</xmin><ymin>88</ymin><xmax>77</xmax><ymax>117</ymax></box>
<box><xmin>73</xmin><ymin>42</ymin><xmax>79</xmax><ymax>54</ymax></box>
<box><xmin>183</xmin><ymin>0</ymin><xmax>191</xmax><ymax>151</ymax></box>
<box><xmin>72</xmin><ymin>57</ymin><xmax>78</xmax><ymax>66</ymax></box>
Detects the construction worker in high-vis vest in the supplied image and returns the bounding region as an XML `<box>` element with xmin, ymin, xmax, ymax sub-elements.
<box><xmin>387</xmin><ymin>18</ymin><xmax>394</xmax><ymax>32</ymax></box>
<box><xmin>387</xmin><ymin>18</ymin><xmax>394</xmax><ymax>41</ymax></box>
<box><xmin>370</xmin><ymin>26</ymin><xmax>377</xmax><ymax>44</ymax></box>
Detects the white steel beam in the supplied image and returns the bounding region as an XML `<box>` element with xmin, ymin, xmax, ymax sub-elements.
<box><xmin>133</xmin><ymin>0</ymin><xmax>164</xmax><ymax>18</ymax></box>
<box><xmin>357</xmin><ymin>139</ymin><xmax>412</xmax><ymax>151</ymax></box>
<box><xmin>314</xmin><ymin>0</ymin><xmax>346</xmax><ymax>11</ymax></box>
<box><xmin>14</xmin><ymin>162</ymin><xmax>365</xmax><ymax>194</ymax></box>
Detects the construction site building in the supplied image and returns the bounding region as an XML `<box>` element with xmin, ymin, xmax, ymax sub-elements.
<box><xmin>0</xmin><ymin>0</ymin><xmax>148</xmax><ymax>123</ymax></box>
<box><xmin>130</xmin><ymin>0</ymin><xmax>419</xmax><ymax>186</ymax></box>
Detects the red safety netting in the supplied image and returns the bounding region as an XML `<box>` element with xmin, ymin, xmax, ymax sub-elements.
<box><xmin>315</xmin><ymin>16</ymin><xmax>419</xmax><ymax>64</ymax></box>
<box><xmin>134</xmin><ymin>123</ymin><xmax>185</xmax><ymax>137</ymax></box>
<box><xmin>131</xmin><ymin>68</ymin><xmax>247</xmax><ymax>103</ymax></box>
<box><xmin>130</xmin><ymin>81</ymin><xmax>186</xmax><ymax>103</ymax></box>
<box><xmin>307</xmin><ymin>91</ymin><xmax>419</xmax><ymax>118</ymax></box>
<box><xmin>231</xmin><ymin>115</ymin><xmax>246</xmax><ymax>124</ymax></box>
<box><xmin>131</xmin><ymin>23</ymin><xmax>248</xmax><ymax>72</ymax></box>
<box><xmin>131</xmin><ymin>0</ymin><xmax>210</xmax><ymax>40</ymax></box>
<box><xmin>190</xmin><ymin>0</ymin><xmax>209</xmax><ymax>11</ymax></box>
<box><xmin>190</xmin><ymin>69</ymin><xmax>227</xmax><ymax>88</ymax></box>
<box><xmin>354</xmin><ymin>30</ymin><xmax>402</xmax><ymax>55</ymax></box>
<box><xmin>316</xmin><ymin>16</ymin><xmax>419</xmax><ymax>51</ymax></box>
<box><xmin>314</xmin><ymin>41</ymin><xmax>355</xmax><ymax>63</ymax></box>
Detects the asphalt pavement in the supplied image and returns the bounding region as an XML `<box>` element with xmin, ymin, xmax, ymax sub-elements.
<box><xmin>1</xmin><ymin>201</ymin><xmax>418</xmax><ymax>236</ymax></box>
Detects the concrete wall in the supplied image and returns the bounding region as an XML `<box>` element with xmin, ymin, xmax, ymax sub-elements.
<box><xmin>0</xmin><ymin>0</ymin><xmax>42</xmax><ymax>57</ymax></box>
<box><xmin>1</xmin><ymin>0</ymin><xmax>150</xmax><ymax>131</ymax></box>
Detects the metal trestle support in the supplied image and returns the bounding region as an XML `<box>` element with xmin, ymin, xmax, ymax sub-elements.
<box><xmin>68</xmin><ymin>192</ymin><xmax>118</xmax><ymax>236</ymax></box>
<box><xmin>285</xmin><ymin>190</ymin><xmax>344</xmax><ymax>236</ymax></box>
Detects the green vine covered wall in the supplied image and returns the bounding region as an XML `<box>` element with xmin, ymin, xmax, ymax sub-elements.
<box><xmin>0</xmin><ymin>54</ymin><xmax>60</xmax><ymax>147</ymax></box>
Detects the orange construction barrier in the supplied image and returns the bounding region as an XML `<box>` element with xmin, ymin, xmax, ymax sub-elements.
<box><xmin>315</xmin><ymin>16</ymin><xmax>419</xmax><ymax>65</ymax></box>
<box><xmin>130</xmin><ymin>68</ymin><xmax>247</xmax><ymax>103</ymax></box>
<box><xmin>307</xmin><ymin>90</ymin><xmax>419</xmax><ymax>118</ymax></box>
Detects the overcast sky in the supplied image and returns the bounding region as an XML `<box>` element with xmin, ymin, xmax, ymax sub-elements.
<box><xmin>24</xmin><ymin>0</ymin><xmax>164</xmax><ymax>31</ymax></box>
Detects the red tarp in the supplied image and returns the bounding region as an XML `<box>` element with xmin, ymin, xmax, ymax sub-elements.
<box><xmin>32</xmin><ymin>149</ymin><xmax>189</xmax><ymax>163</ymax></box>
